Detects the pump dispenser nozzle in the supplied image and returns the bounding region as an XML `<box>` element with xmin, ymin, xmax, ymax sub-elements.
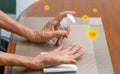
<box><xmin>48</xmin><ymin>14</ymin><xmax>76</xmax><ymax>45</ymax></box>
<box><xmin>59</xmin><ymin>14</ymin><xmax>76</xmax><ymax>30</ymax></box>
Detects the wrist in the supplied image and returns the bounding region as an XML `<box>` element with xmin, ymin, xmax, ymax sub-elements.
<box><xmin>28</xmin><ymin>55</ymin><xmax>46</xmax><ymax>70</ymax></box>
<box><xmin>21</xmin><ymin>57</ymin><xmax>33</xmax><ymax>69</ymax></box>
<box><xmin>25</xmin><ymin>30</ymin><xmax>35</xmax><ymax>41</ymax></box>
<box><xmin>28</xmin><ymin>30</ymin><xmax>44</xmax><ymax>43</ymax></box>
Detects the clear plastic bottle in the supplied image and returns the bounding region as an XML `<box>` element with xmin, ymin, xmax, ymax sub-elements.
<box><xmin>48</xmin><ymin>14</ymin><xmax>76</xmax><ymax>45</ymax></box>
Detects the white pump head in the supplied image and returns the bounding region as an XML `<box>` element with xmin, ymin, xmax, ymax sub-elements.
<box><xmin>66</xmin><ymin>14</ymin><xmax>76</xmax><ymax>23</ymax></box>
<box><xmin>59</xmin><ymin>14</ymin><xmax>76</xmax><ymax>29</ymax></box>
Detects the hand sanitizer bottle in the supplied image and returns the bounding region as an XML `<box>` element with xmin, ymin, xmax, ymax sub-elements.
<box><xmin>48</xmin><ymin>14</ymin><xmax>76</xmax><ymax>45</ymax></box>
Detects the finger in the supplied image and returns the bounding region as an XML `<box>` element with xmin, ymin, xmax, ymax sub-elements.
<box><xmin>67</xmin><ymin>59</ymin><xmax>77</xmax><ymax>64</ymax></box>
<box><xmin>55</xmin><ymin>11</ymin><xmax>76</xmax><ymax>22</ymax></box>
<box><xmin>65</xmin><ymin>25</ymin><xmax>70</xmax><ymax>33</ymax></box>
<box><xmin>55</xmin><ymin>44</ymin><xmax>64</xmax><ymax>51</ymax></box>
<box><xmin>53</xmin><ymin>30</ymin><xmax>68</xmax><ymax>37</ymax></box>
<box><xmin>61</xmin><ymin>59</ymin><xmax>77</xmax><ymax>64</ymax></box>
<box><xmin>63</xmin><ymin>43</ymin><xmax>76</xmax><ymax>52</ymax></box>
<box><xmin>47</xmin><ymin>19</ymin><xmax>59</xmax><ymax>27</ymax></box>
<box><xmin>72</xmin><ymin>49</ymin><xmax>85</xmax><ymax>60</ymax></box>
<box><xmin>56</xmin><ymin>36</ymin><xmax>64</xmax><ymax>46</ymax></box>
<box><xmin>68</xmin><ymin>45</ymin><xmax>83</xmax><ymax>55</ymax></box>
<box><xmin>65</xmin><ymin>26</ymin><xmax>70</xmax><ymax>38</ymax></box>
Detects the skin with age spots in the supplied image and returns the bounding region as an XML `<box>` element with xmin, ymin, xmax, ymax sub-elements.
<box><xmin>0</xmin><ymin>10</ymin><xmax>85</xmax><ymax>70</ymax></box>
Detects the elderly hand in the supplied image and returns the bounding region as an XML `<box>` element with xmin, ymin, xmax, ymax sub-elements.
<box><xmin>30</xmin><ymin>43</ymin><xmax>85</xmax><ymax>70</ymax></box>
<box><xmin>29</xmin><ymin>11</ymin><xmax>75</xmax><ymax>45</ymax></box>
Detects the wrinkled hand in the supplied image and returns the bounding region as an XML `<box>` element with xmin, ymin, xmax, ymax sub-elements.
<box><xmin>31</xmin><ymin>43</ymin><xmax>85</xmax><ymax>70</ymax></box>
<box><xmin>30</xmin><ymin>11</ymin><xmax>75</xmax><ymax>45</ymax></box>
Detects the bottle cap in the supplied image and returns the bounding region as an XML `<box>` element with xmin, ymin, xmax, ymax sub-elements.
<box><xmin>67</xmin><ymin>14</ymin><xmax>76</xmax><ymax>23</ymax></box>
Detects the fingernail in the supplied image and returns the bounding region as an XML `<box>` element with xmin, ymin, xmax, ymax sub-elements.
<box><xmin>80</xmin><ymin>49</ymin><xmax>86</xmax><ymax>52</ymax></box>
<box><xmin>60</xmin><ymin>44</ymin><xmax>64</xmax><ymax>46</ymax></box>
<box><xmin>77</xmin><ymin>43</ymin><xmax>83</xmax><ymax>47</ymax></box>
<box><xmin>80</xmin><ymin>49</ymin><xmax>86</xmax><ymax>56</ymax></box>
<box><xmin>72</xmin><ymin>43</ymin><xmax>76</xmax><ymax>45</ymax></box>
<box><xmin>63</xmin><ymin>31</ymin><xmax>68</xmax><ymax>35</ymax></box>
<box><xmin>73</xmin><ymin>11</ymin><xmax>76</xmax><ymax>12</ymax></box>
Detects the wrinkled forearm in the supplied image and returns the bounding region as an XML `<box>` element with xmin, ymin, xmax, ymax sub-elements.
<box><xmin>0</xmin><ymin>51</ymin><xmax>45</xmax><ymax>70</ymax></box>
<box><xmin>0</xmin><ymin>10</ymin><xmax>33</xmax><ymax>40</ymax></box>
<box><xmin>0</xmin><ymin>51</ymin><xmax>32</xmax><ymax>68</ymax></box>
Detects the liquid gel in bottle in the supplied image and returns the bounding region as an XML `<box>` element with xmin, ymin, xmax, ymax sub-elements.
<box><xmin>48</xmin><ymin>14</ymin><xmax>76</xmax><ymax>45</ymax></box>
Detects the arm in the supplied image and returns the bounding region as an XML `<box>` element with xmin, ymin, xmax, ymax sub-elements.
<box><xmin>0</xmin><ymin>10</ymin><xmax>85</xmax><ymax>70</ymax></box>
<box><xmin>0</xmin><ymin>44</ymin><xmax>85</xmax><ymax>70</ymax></box>
<box><xmin>0</xmin><ymin>10</ymin><xmax>75</xmax><ymax>45</ymax></box>
<box><xmin>0</xmin><ymin>51</ymin><xmax>45</xmax><ymax>69</ymax></box>
<box><xmin>0</xmin><ymin>10</ymin><xmax>33</xmax><ymax>40</ymax></box>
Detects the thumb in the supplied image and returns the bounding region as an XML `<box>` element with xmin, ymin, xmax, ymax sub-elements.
<box><xmin>64</xmin><ymin>59</ymin><xmax>77</xmax><ymax>64</ymax></box>
<box><xmin>56</xmin><ymin>37</ymin><xmax>64</xmax><ymax>46</ymax></box>
<box><xmin>53</xmin><ymin>30</ymin><xmax>68</xmax><ymax>37</ymax></box>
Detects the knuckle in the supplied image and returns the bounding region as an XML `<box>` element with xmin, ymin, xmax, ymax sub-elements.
<box><xmin>48</xmin><ymin>19</ymin><xmax>58</xmax><ymax>26</ymax></box>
